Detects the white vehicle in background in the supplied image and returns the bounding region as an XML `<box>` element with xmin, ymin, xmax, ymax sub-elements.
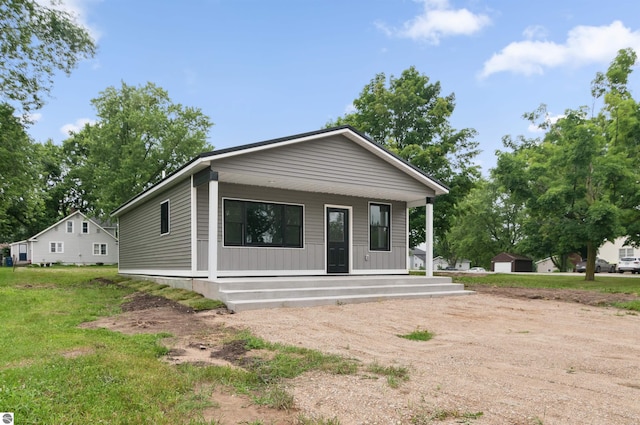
<box><xmin>468</xmin><ymin>267</ymin><xmax>487</xmax><ymax>273</ymax></box>
<box><xmin>617</xmin><ymin>257</ymin><xmax>640</xmax><ymax>274</ymax></box>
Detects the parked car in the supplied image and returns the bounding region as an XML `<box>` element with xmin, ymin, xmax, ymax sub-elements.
<box><xmin>575</xmin><ymin>258</ymin><xmax>616</xmax><ymax>273</ymax></box>
<box><xmin>618</xmin><ymin>257</ymin><xmax>640</xmax><ymax>274</ymax></box>
<box><xmin>468</xmin><ymin>267</ymin><xmax>487</xmax><ymax>273</ymax></box>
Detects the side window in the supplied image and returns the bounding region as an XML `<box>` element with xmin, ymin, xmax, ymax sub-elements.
<box><xmin>369</xmin><ymin>203</ymin><xmax>391</xmax><ymax>251</ymax></box>
<box><xmin>66</xmin><ymin>221</ymin><xmax>74</xmax><ymax>233</ymax></box>
<box><xmin>93</xmin><ymin>243</ymin><xmax>108</xmax><ymax>255</ymax></box>
<box><xmin>50</xmin><ymin>242</ymin><xmax>64</xmax><ymax>253</ymax></box>
<box><xmin>82</xmin><ymin>222</ymin><xmax>89</xmax><ymax>234</ymax></box>
<box><xmin>160</xmin><ymin>200</ymin><xmax>170</xmax><ymax>235</ymax></box>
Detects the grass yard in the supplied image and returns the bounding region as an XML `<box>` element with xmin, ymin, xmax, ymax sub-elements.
<box><xmin>3</xmin><ymin>266</ymin><xmax>639</xmax><ymax>424</ymax></box>
<box><xmin>0</xmin><ymin>266</ymin><xmax>209</xmax><ymax>424</ymax></box>
<box><xmin>437</xmin><ymin>271</ymin><xmax>640</xmax><ymax>311</ymax></box>
<box><xmin>0</xmin><ymin>266</ymin><xmax>355</xmax><ymax>424</ymax></box>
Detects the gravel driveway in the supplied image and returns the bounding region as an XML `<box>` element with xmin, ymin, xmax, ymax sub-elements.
<box><xmin>222</xmin><ymin>293</ymin><xmax>640</xmax><ymax>424</ymax></box>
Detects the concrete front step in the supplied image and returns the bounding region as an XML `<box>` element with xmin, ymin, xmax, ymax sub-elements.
<box><xmin>222</xmin><ymin>283</ymin><xmax>465</xmax><ymax>301</ymax></box>
<box><xmin>224</xmin><ymin>289</ymin><xmax>474</xmax><ymax>312</ymax></box>
<box><xmin>214</xmin><ymin>275</ymin><xmax>473</xmax><ymax>312</ymax></box>
<box><xmin>217</xmin><ymin>275</ymin><xmax>456</xmax><ymax>290</ymax></box>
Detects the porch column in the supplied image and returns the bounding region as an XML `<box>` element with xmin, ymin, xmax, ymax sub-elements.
<box><xmin>208</xmin><ymin>172</ymin><xmax>219</xmax><ymax>280</ymax></box>
<box><xmin>425</xmin><ymin>197</ymin><xmax>434</xmax><ymax>277</ymax></box>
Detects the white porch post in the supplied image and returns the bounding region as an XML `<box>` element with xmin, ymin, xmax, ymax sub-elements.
<box><xmin>208</xmin><ymin>172</ymin><xmax>219</xmax><ymax>280</ymax></box>
<box><xmin>425</xmin><ymin>197</ymin><xmax>434</xmax><ymax>277</ymax></box>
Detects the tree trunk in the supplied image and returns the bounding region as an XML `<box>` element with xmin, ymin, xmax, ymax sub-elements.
<box><xmin>585</xmin><ymin>241</ymin><xmax>596</xmax><ymax>281</ymax></box>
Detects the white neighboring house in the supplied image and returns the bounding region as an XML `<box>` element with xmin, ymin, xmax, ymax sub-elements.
<box><xmin>410</xmin><ymin>248</ymin><xmax>426</xmax><ymax>270</ymax></box>
<box><xmin>598</xmin><ymin>237</ymin><xmax>637</xmax><ymax>264</ymax></box>
<box><xmin>535</xmin><ymin>257</ymin><xmax>557</xmax><ymax>273</ymax></box>
<box><xmin>433</xmin><ymin>256</ymin><xmax>471</xmax><ymax>271</ymax></box>
<box><xmin>9</xmin><ymin>211</ymin><xmax>118</xmax><ymax>266</ymax></box>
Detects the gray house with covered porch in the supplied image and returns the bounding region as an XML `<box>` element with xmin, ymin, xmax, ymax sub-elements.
<box><xmin>111</xmin><ymin>126</ymin><xmax>470</xmax><ymax>310</ymax></box>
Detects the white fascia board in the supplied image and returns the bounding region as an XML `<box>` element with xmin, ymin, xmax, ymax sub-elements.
<box><xmin>111</xmin><ymin>127</ymin><xmax>448</xmax><ymax>216</ymax></box>
<box><xmin>212</xmin><ymin>127</ymin><xmax>448</xmax><ymax>195</ymax></box>
<box><xmin>344</xmin><ymin>132</ymin><xmax>449</xmax><ymax>196</ymax></box>
<box><xmin>111</xmin><ymin>158</ymin><xmax>210</xmax><ymax>217</ymax></box>
<box><xmin>111</xmin><ymin>130</ymin><xmax>346</xmax><ymax>217</ymax></box>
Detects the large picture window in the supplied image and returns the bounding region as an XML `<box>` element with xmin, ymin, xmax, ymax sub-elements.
<box><xmin>370</xmin><ymin>203</ymin><xmax>391</xmax><ymax>251</ymax></box>
<box><xmin>160</xmin><ymin>200</ymin><xmax>170</xmax><ymax>235</ymax></box>
<box><xmin>224</xmin><ymin>199</ymin><xmax>303</xmax><ymax>248</ymax></box>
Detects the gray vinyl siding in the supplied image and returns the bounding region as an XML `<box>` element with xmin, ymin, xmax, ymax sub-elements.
<box><xmin>213</xmin><ymin>135</ymin><xmax>434</xmax><ymax>198</ymax></box>
<box><xmin>218</xmin><ymin>183</ymin><xmax>407</xmax><ymax>272</ymax></box>
<box><xmin>196</xmin><ymin>184</ymin><xmax>209</xmax><ymax>240</ymax></box>
<box><xmin>119</xmin><ymin>178</ymin><xmax>192</xmax><ymax>270</ymax></box>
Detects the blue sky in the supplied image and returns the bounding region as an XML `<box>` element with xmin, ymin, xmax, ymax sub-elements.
<box><xmin>29</xmin><ymin>0</ymin><xmax>640</xmax><ymax>173</ymax></box>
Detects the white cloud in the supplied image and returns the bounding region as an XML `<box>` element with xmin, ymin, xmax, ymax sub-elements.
<box><xmin>376</xmin><ymin>0</ymin><xmax>491</xmax><ymax>45</ymax></box>
<box><xmin>37</xmin><ymin>0</ymin><xmax>102</xmax><ymax>41</ymax></box>
<box><xmin>18</xmin><ymin>112</ymin><xmax>43</xmax><ymax>125</ymax></box>
<box><xmin>344</xmin><ymin>103</ymin><xmax>356</xmax><ymax>115</ymax></box>
<box><xmin>523</xmin><ymin>25</ymin><xmax>548</xmax><ymax>41</ymax></box>
<box><xmin>480</xmin><ymin>21</ymin><xmax>640</xmax><ymax>78</ymax></box>
<box><xmin>528</xmin><ymin>113</ymin><xmax>565</xmax><ymax>133</ymax></box>
<box><xmin>61</xmin><ymin>118</ymin><xmax>95</xmax><ymax>136</ymax></box>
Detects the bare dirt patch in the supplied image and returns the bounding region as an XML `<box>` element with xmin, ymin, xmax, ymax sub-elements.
<box><xmin>82</xmin><ymin>287</ymin><xmax>640</xmax><ymax>424</ymax></box>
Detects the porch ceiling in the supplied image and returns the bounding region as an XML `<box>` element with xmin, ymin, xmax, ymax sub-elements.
<box><xmin>218</xmin><ymin>169</ymin><xmax>431</xmax><ymax>204</ymax></box>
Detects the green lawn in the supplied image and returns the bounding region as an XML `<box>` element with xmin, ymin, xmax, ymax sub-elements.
<box><xmin>428</xmin><ymin>271</ymin><xmax>640</xmax><ymax>311</ymax></box>
<box><xmin>0</xmin><ymin>266</ymin><xmax>211</xmax><ymax>424</ymax></box>
<box><xmin>448</xmin><ymin>272</ymin><xmax>640</xmax><ymax>295</ymax></box>
<box><xmin>0</xmin><ymin>266</ymin><xmax>353</xmax><ymax>424</ymax></box>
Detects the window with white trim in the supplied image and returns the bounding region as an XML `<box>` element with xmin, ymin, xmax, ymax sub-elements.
<box><xmin>50</xmin><ymin>242</ymin><xmax>64</xmax><ymax>253</ymax></box>
<box><xmin>66</xmin><ymin>221</ymin><xmax>73</xmax><ymax>233</ymax></box>
<box><xmin>93</xmin><ymin>243</ymin><xmax>108</xmax><ymax>256</ymax></box>
<box><xmin>619</xmin><ymin>247</ymin><xmax>635</xmax><ymax>259</ymax></box>
<box><xmin>82</xmin><ymin>221</ymin><xmax>89</xmax><ymax>234</ymax></box>
<box><xmin>369</xmin><ymin>203</ymin><xmax>391</xmax><ymax>251</ymax></box>
<box><xmin>160</xmin><ymin>200</ymin><xmax>170</xmax><ymax>235</ymax></box>
<box><xmin>224</xmin><ymin>199</ymin><xmax>303</xmax><ymax>248</ymax></box>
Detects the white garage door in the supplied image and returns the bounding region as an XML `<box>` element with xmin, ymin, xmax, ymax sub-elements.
<box><xmin>494</xmin><ymin>262</ymin><xmax>512</xmax><ymax>273</ymax></box>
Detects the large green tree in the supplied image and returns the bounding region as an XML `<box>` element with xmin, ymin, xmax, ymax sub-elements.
<box><xmin>591</xmin><ymin>48</ymin><xmax>640</xmax><ymax>248</ymax></box>
<box><xmin>448</xmin><ymin>179</ymin><xmax>525</xmax><ymax>268</ymax></box>
<box><xmin>0</xmin><ymin>0</ymin><xmax>96</xmax><ymax>112</ymax></box>
<box><xmin>328</xmin><ymin>66</ymin><xmax>480</xmax><ymax>250</ymax></box>
<box><xmin>494</xmin><ymin>49</ymin><xmax>638</xmax><ymax>280</ymax></box>
<box><xmin>0</xmin><ymin>0</ymin><xmax>96</xmax><ymax>241</ymax></box>
<box><xmin>0</xmin><ymin>103</ymin><xmax>43</xmax><ymax>241</ymax></box>
<box><xmin>62</xmin><ymin>81</ymin><xmax>214</xmax><ymax>218</ymax></box>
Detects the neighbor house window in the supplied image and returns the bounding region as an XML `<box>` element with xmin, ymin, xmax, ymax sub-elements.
<box><xmin>369</xmin><ymin>203</ymin><xmax>391</xmax><ymax>251</ymax></box>
<box><xmin>160</xmin><ymin>200</ymin><xmax>170</xmax><ymax>235</ymax></box>
<box><xmin>223</xmin><ymin>199</ymin><xmax>303</xmax><ymax>248</ymax></box>
<box><xmin>66</xmin><ymin>221</ymin><xmax>73</xmax><ymax>233</ymax></box>
<box><xmin>619</xmin><ymin>248</ymin><xmax>635</xmax><ymax>259</ymax></box>
<box><xmin>93</xmin><ymin>243</ymin><xmax>107</xmax><ymax>256</ymax></box>
<box><xmin>82</xmin><ymin>221</ymin><xmax>89</xmax><ymax>234</ymax></box>
<box><xmin>50</xmin><ymin>242</ymin><xmax>64</xmax><ymax>253</ymax></box>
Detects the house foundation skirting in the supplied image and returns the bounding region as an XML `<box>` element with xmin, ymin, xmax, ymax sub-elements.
<box><xmin>119</xmin><ymin>273</ymin><xmax>473</xmax><ymax>312</ymax></box>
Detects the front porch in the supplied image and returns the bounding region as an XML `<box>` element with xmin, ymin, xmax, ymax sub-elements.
<box><xmin>190</xmin><ymin>274</ymin><xmax>473</xmax><ymax>312</ymax></box>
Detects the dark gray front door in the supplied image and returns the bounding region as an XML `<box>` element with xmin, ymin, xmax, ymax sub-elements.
<box><xmin>327</xmin><ymin>207</ymin><xmax>349</xmax><ymax>273</ymax></box>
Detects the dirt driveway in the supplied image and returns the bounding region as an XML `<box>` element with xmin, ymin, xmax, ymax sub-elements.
<box><xmin>85</xmin><ymin>287</ymin><xmax>640</xmax><ymax>424</ymax></box>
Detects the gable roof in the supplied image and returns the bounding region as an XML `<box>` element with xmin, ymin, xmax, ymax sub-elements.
<box><xmin>112</xmin><ymin>126</ymin><xmax>449</xmax><ymax>217</ymax></box>
<box><xmin>28</xmin><ymin>211</ymin><xmax>118</xmax><ymax>242</ymax></box>
<box><xmin>491</xmin><ymin>252</ymin><xmax>532</xmax><ymax>262</ymax></box>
